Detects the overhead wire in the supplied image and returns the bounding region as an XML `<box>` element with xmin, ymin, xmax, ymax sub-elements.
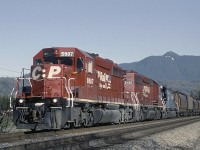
<box><xmin>0</xmin><ymin>67</ymin><xmax>21</xmax><ymax>78</ymax></box>
<box><xmin>0</xmin><ymin>74</ymin><xmax>16</xmax><ymax>78</ymax></box>
<box><xmin>0</xmin><ymin>67</ymin><xmax>21</xmax><ymax>74</ymax></box>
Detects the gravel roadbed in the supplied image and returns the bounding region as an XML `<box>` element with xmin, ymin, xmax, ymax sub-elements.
<box><xmin>102</xmin><ymin>121</ymin><xmax>200</xmax><ymax>150</ymax></box>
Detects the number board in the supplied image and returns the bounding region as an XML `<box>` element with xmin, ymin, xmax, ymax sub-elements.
<box><xmin>60</xmin><ymin>52</ymin><xmax>74</xmax><ymax>57</ymax></box>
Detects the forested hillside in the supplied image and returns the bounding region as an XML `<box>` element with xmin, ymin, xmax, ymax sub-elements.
<box><xmin>158</xmin><ymin>80</ymin><xmax>200</xmax><ymax>97</ymax></box>
<box><xmin>119</xmin><ymin>51</ymin><xmax>200</xmax><ymax>97</ymax></box>
<box><xmin>120</xmin><ymin>51</ymin><xmax>200</xmax><ymax>81</ymax></box>
<box><xmin>0</xmin><ymin>77</ymin><xmax>15</xmax><ymax>96</ymax></box>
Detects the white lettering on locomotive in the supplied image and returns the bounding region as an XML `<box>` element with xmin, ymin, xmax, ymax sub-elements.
<box><xmin>32</xmin><ymin>66</ymin><xmax>62</xmax><ymax>80</ymax></box>
<box><xmin>97</xmin><ymin>71</ymin><xmax>111</xmax><ymax>89</ymax></box>
<box><xmin>47</xmin><ymin>66</ymin><xmax>61</xmax><ymax>78</ymax></box>
<box><xmin>125</xmin><ymin>80</ymin><xmax>134</xmax><ymax>84</ymax></box>
<box><xmin>87</xmin><ymin>78</ymin><xmax>94</xmax><ymax>85</ymax></box>
<box><xmin>32</xmin><ymin>66</ymin><xmax>42</xmax><ymax>80</ymax></box>
<box><xmin>60</xmin><ymin>52</ymin><xmax>74</xmax><ymax>57</ymax></box>
<box><xmin>142</xmin><ymin>86</ymin><xmax>150</xmax><ymax>97</ymax></box>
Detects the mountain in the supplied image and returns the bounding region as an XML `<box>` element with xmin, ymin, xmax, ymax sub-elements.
<box><xmin>120</xmin><ymin>51</ymin><xmax>200</xmax><ymax>81</ymax></box>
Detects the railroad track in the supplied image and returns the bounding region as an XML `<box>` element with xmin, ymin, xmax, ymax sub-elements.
<box><xmin>1</xmin><ymin>116</ymin><xmax>200</xmax><ymax>150</ymax></box>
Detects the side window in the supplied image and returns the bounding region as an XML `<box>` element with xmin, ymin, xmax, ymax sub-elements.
<box><xmin>87</xmin><ymin>60</ymin><xmax>93</xmax><ymax>73</ymax></box>
<box><xmin>35</xmin><ymin>59</ymin><xmax>42</xmax><ymax>65</ymax></box>
<box><xmin>149</xmin><ymin>80</ymin><xmax>153</xmax><ymax>86</ymax></box>
<box><xmin>112</xmin><ymin>67</ymin><xmax>123</xmax><ymax>78</ymax></box>
<box><xmin>135</xmin><ymin>75</ymin><xmax>142</xmax><ymax>84</ymax></box>
<box><xmin>112</xmin><ymin>67</ymin><xmax>118</xmax><ymax>76</ymax></box>
<box><xmin>76</xmin><ymin>57</ymin><xmax>84</xmax><ymax>71</ymax></box>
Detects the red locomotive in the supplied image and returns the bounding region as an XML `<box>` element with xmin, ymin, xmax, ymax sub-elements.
<box><xmin>124</xmin><ymin>71</ymin><xmax>162</xmax><ymax>121</ymax></box>
<box><xmin>13</xmin><ymin>47</ymin><xmax>126</xmax><ymax>130</ymax></box>
<box><xmin>12</xmin><ymin>47</ymin><xmax>199</xmax><ymax>130</ymax></box>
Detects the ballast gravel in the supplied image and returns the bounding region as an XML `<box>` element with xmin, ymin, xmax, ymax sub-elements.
<box><xmin>102</xmin><ymin>121</ymin><xmax>200</xmax><ymax>150</ymax></box>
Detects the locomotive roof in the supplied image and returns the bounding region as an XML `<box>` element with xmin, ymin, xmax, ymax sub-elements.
<box><xmin>43</xmin><ymin>47</ymin><xmax>97</xmax><ymax>60</ymax></box>
<box><xmin>34</xmin><ymin>47</ymin><xmax>123</xmax><ymax>70</ymax></box>
<box><xmin>78</xmin><ymin>49</ymin><xmax>94</xmax><ymax>59</ymax></box>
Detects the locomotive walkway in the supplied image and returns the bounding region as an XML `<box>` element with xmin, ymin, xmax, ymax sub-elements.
<box><xmin>0</xmin><ymin>116</ymin><xmax>200</xmax><ymax>150</ymax></box>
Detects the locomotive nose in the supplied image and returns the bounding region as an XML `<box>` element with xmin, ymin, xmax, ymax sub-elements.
<box><xmin>31</xmin><ymin>64</ymin><xmax>63</xmax><ymax>98</ymax></box>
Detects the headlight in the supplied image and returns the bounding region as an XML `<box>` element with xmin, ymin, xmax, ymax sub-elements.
<box><xmin>19</xmin><ymin>99</ymin><xmax>24</xmax><ymax>104</ymax></box>
<box><xmin>53</xmin><ymin>98</ymin><xmax>58</xmax><ymax>103</ymax></box>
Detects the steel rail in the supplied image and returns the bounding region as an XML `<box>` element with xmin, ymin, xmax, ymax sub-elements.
<box><xmin>0</xmin><ymin>116</ymin><xmax>200</xmax><ymax>150</ymax></box>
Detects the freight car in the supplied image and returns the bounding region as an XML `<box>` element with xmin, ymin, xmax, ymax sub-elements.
<box><xmin>160</xmin><ymin>87</ymin><xmax>200</xmax><ymax>117</ymax></box>
<box><xmin>12</xmin><ymin>47</ymin><xmax>200</xmax><ymax>130</ymax></box>
<box><xmin>192</xmin><ymin>97</ymin><xmax>200</xmax><ymax>115</ymax></box>
<box><xmin>174</xmin><ymin>91</ymin><xmax>200</xmax><ymax>116</ymax></box>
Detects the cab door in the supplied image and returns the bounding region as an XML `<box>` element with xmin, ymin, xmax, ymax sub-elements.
<box><xmin>70</xmin><ymin>56</ymin><xmax>85</xmax><ymax>98</ymax></box>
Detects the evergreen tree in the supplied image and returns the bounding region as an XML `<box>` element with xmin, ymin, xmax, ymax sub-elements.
<box><xmin>0</xmin><ymin>96</ymin><xmax>10</xmax><ymax>113</ymax></box>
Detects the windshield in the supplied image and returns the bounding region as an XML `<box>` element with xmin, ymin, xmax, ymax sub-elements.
<box><xmin>44</xmin><ymin>56</ymin><xmax>73</xmax><ymax>66</ymax></box>
<box><xmin>60</xmin><ymin>57</ymin><xmax>73</xmax><ymax>66</ymax></box>
<box><xmin>44</xmin><ymin>57</ymin><xmax>58</xmax><ymax>64</ymax></box>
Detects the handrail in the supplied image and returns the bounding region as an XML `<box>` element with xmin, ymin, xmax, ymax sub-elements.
<box><xmin>10</xmin><ymin>77</ymin><xmax>32</xmax><ymax>108</ymax></box>
<box><xmin>17</xmin><ymin>77</ymin><xmax>32</xmax><ymax>88</ymax></box>
<box><xmin>47</xmin><ymin>77</ymin><xmax>75</xmax><ymax>107</ymax></box>
<box><xmin>12</xmin><ymin>75</ymin><xmax>76</xmax><ymax>108</ymax></box>
<box><xmin>62</xmin><ymin>77</ymin><xmax>71</xmax><ymax>107</ymax></box>
<box><xmin>68</xmin><ymin>78</ymin><xmax>75</xmax><ymax>107</ymax></box>
<box><xmin>10</xmin><ymin>87</ymin><xmax>15</xmax><ymax>109</ymax></box>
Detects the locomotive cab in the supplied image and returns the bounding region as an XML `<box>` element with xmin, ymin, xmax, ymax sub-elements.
<box><xmin>13</xmin><ymin>48</ymin><xmax>95</xmax><ymax>130</ymax></box>
<box><xmin>31</xmin><ymin>47</ymin><xmax>89</xmax><ymax>99</ymax></box>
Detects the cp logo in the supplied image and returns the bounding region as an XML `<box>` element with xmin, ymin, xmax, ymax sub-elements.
<box><xmin>32</xmin><ymin>66</ymin><xmax>61</xmax><ymax>80</ymax></box>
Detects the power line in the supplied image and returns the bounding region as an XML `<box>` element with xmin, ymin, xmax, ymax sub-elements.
<box><xmin>0</xmin><ymin>74</ymin><xmax>16</xmax><ymax>78</ymax></box>
<box><xmin>0</xmin><ymin>67</ymin><xmax>21</xmax><ymax>73</ymax></box>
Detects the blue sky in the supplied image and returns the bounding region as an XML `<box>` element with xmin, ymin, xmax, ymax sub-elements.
<box><xmin>0</xmin><ymin>0</ymin><xmax>200</xmax><ymax>77</ymax></box>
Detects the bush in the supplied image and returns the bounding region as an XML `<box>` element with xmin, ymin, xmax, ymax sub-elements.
<box><xmin>0</xmin><ymin>96</ymin><xmax>13</xmax><ymax>132</ymax></box>
<box><xmin>0</xmin><ymin>96</ymin><xmax>10</xmax><ymax>112</ymax></box>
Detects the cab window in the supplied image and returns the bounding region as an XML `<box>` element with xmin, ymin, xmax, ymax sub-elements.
<box><xmin>35</xmin><ymin>59</ymin><xmax>42</xmax><ymax>65</ymax></box>
<box><xmin>60</xmin><ymin>57</ymin><xmax>73</xmax><ymax>66</ymax></box>
<box><xmin>76</xmin><ymin>57</ymin><xmax>84</xmax><ymax>71</ymax></box>
<box><xmin>44</xmin><ymin>57</ymin><xmax>58</xmax><ymax>64</ymax></box>
<box><xmin>87</xmin><ymin>60</ymin><xmax>93</xmax><ymax>73</ymax></box>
